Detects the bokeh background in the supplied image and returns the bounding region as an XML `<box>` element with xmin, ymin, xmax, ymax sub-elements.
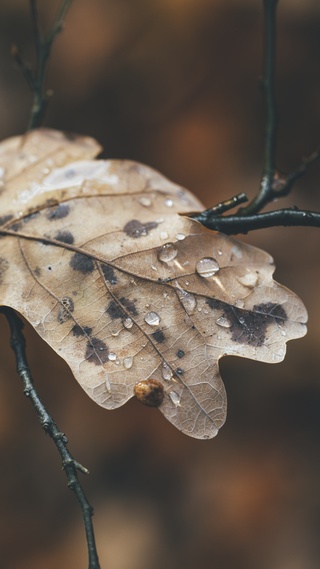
<box><xmin>1</xmin><ymin>1</ymin><xmax>320</xmax><ymax>568</ymax></box>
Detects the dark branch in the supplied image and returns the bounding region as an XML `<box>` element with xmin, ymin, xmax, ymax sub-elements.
<box><xmin>191</xmin><ymin>207</ymin><xmax>320</xmax><ymax>234</ymax></box>
<box><xmin>240</xmin><ymin>0</ymin><xmax>278</xmax><ymax>215</ymax></box>
<box><xmin>0</xmin><ymin>307</ymin><xmax>100</xmax><ymax>569</ymax></box>
<box><xmin>28</xmin><ymin>0</ymin><xmax>73</xmax><ymax>130</ymax></box>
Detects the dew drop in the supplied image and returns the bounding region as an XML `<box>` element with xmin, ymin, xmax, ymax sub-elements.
<box><xmin>237</xmin><ymin>272</ymin><xmax>258</xmax><ymax>288</ymax></box>
<box><xmin>138</xmin><ymin>196</ymin><xmax>152</xmax><ymax>207</ymax></box>
<box><xmin>216</xmin><ymin>316</ymin><xmax>231</xmax><ymax>328</ymax></box>
<box><xmin>160</xmin><ymin>231</ymin><xmax>169</xmax><ymax>240</ymax></box>
<box><xmin>158</xmin><ymin>243</ymin><xmax>178</xmax><ymax>263</ymax></box>
<box><xmin>124</xmin><ymin>317</ymin><xmax>133</xmax><ymax>329</ymax></box>
<box><xmin>239</xmin><ymin>317</ymin><xmax>245</xmax><ymax>325</ymax></box>
<box><xmin>145</xmin><ymin>311</ymin><xmax>161</xmax><ymax>326</ymax></box>
<box><xmin>162</xmin><ymin>362</ymin><xmax>173</xmax><ymax>381</ymax></box>
<box><xmin>234</xmin><ymin>299</ymin><xmax>245</xmax><ymax>309</ymax></box>
<box><xmin>0</xmin><ymin>167</ymin><xmax>5</xmax><ymax>178</ymax></box>
<box><xmin>124</xmin><ymin>356</ymin><xmax>133</xmax><ymax>369</ymax></box>
<box><xmin>175</xmin><ymin>233</ymin><xmax>185</xmax><ymax>241</ymax></box>
<box><xmin>217</xmin><ymin>249</ymin><xmax>223</xmax><ymax>256</ymax></box>
<box><xmin>108</xmin><ymin>352</ymin><xmax>117</xmax><ymax>361</ymax></box>
<box><xmin>196</xmin><ymin>257</ymin><xmax>220</xmax><ymax>278</ymax></box>
<box><xmin>170</xmin><ymin>391</ymin><xmax>181</xmax><ymax>406</ymax></box>
<box><xmin>165</xmin><ymin>198</ymin><xmax>173</xmax><ymax>207</ymax></box>
<box><xmin>177</xmin><ymin>290</ymin><xmax>197</xmax><ymax>314</ymax></box>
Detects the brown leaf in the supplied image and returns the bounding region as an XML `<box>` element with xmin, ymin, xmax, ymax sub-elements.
<box><xmin>0</xmin><ymin>129</ymin><xmax>307</xmax><ymax>439</ymax></box>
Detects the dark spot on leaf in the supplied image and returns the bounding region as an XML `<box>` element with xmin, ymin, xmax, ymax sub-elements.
<box><xmin>206</xmin><ymin>298</ymin><xmax>288</xmax><ymax>347</ymax></box>
<box><xmin>70</xmin><ymin>252</ymin><xmax>95</xmax><ymax>274</ymax></box>
<box><xmin>176</xmin><ymin>368</ymin><xmax>184</xmax><ymax>375</ymax></box>
<box><xmin>47</xmin><ymin>266</ymin><xmax>52</xmax><ymax>271</ymax></box>
<box><xmin>120</xmin><ymin>297</ymin><xmax>138</xmax><ymax>316</ymax></box>
<box><xmin>85</xmin><ymin>337</ymin><xmax>109</xmax><ymax>365</ymax></box>
<box><xmin>47</xmin><ymin>204</ymin><xmax>70</xmax><ymax>220</ymax></box>
<box><xmin>34</xmin><ymin>267</ymin><xmax>41</xmax><ymax>277</ymax></box>
<box><xmin>134</xmin><ymin>379</ymin><xmax>164</xmax><ymax>407</ymax></box>
<box><xmin>11</xmin><ymin>221</ymin><xmax>22</xmax><ymax>231</ymax></box>
<box><xmin>0</xmin><ymin>214</ymin><xmax>13</xmax><ymax>226</ymax></box>
<box><xmin>123</xmin><ymin>219</ymin><xmax>158</xmax><ymax>238</ymax></box>
<box><xmin>58</xmin><ymin>296</ymin><xmax>74</xmax><ymax>323</ymax></box>
<box><xmin>72</xmin><ymin>324</ymin><xmax>93</xmax><ymax>337</ymax></box>
<box><xmin>152</xmin><ymin>329</ymin><xmax>165</xmax><ymax>343</ymax></box>
<box><xmin>23</xmin><ymin>211</ymin><xmax>40</xmax><ymax>223</ymax></box>
<box><xmin>107</xmin><ymin>300</ymin><xmax>125</xmax><ymax>320</ymax></box>
<box><xmin>55</xmin><ymin>230</ymin><xmax>74</xmax><ymax>244</ymax></box>
<box><xmin>106</xmin><ymin>298</ymin><xmax>138</xmax><ymax>320</ymax></box>
<box><xmin>176</xmin><ymin>350</ymin><xmax>185</xmax><ymax>358</ymax></box>
<box><xmin>101</xmin><ymin>263</ymin><xmax>117</xmax><ymax>285</ymax></box>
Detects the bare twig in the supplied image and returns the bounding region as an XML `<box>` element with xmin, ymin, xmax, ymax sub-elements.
<box><xmin>190</xmin><ymin>207</ymin><xmax>320</xmax><ymax>234</ymax></box>
<box><xmin>12</xmin><ymin>0</ymin><xmax>73</xmax><ymax>130</ymax></box>
<box><xmin>240</xmin><ymin>0</ymin><xmax>278</xmax><ymax>215</ymax></box>
<box><xmin>0</xmin><ymin>307</ymin><xmax>100</xmax><ymax>569</ymax></box>
<box><xmin>6</xmin><ymin>2</ymin><xmax>101</xmax><ymax>568</ymax></box>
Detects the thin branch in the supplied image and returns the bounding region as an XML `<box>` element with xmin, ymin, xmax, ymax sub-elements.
<box><xmin>0</xmin><ymin>307</ymin><xmax>101</xmax><ymax>569</ymax></box>
<box><xmin>28</xmin><ymin>0</ymin><xmax>73</xmax><ymax>130</ymax></box>
<box><xmin>8</xmin><ymin>2</ymin><xmax>101</xmax><ymax>568</ymax></box>
<box><xmin>190</xmin><ymin>207</ymin><xmax>320</xmax><ymax>234</ymax></box>
<box><xmin>240</xmin><ymin>0</ymin><xmax>278</xmax><ymax>215</ymax></box>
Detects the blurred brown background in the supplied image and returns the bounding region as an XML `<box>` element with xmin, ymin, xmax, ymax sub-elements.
<box><xmin>1</xmin><ymin>0</ymin><xmax>320</xmax><ymax>568</ymax></box>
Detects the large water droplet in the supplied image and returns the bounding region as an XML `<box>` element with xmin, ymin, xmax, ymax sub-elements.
<box><xmin>170</xmin><ymin>391</ymin><xmax>181</xmax><ymax>406</ymax></box>
<box><xmin>237</xmin><ymin>272</ymin><xmax>258</xmax><ymax>288</ymax></box>
<box><xmin>145</xmin><ymin>311</ymin><xmax>161</xmax><ymax>326</ymax></box>
<box><xmin>162</xmin><ymin>362</ymin><xmax>173</xmax><ymax>380</ymax></box>
<box><xmin>158</xmin><ymin>243</ymin><xmax>178</xmax><ymax>263</ymax></box>
<box><xmin>216</xmin><ymin>316</ymin><xmax>231</xmax><ymax>328</ymax></box>
<box><xmin>124</xmin><ymin>317</ymin><xmax>133</xmax><ymax>329</ymax></box>
<box><xmin>196</xmin><ymin>257</ymin><xmax>220</xmax><ymax>278</ymax></box>
<box><xmin>123</xmin><ymin>356</ymin><xmax>133</xmax><ymax>369</ymax></box>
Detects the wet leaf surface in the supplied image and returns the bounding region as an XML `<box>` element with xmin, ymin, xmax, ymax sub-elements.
<box><xmin>0</xmin><ymin>129</ymin><xmax>308</xmax><ymax>438</ymax></box>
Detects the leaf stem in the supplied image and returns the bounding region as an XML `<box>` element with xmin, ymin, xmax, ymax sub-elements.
<box><xmin>0</xmin><ymin>307</ymin><xmax>101</xmax><ymax>569</ymax></box>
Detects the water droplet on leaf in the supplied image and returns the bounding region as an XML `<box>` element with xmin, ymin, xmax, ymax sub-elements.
<box><xmin>170</xmin><ymin>391</ymin><xmax>181</xmax><ymax>406</ymax></box>
<box><xmin>162</xmin><ymin>362</ymin><xmax>173</xmax><ymax>380</ymax></box>
<box><xmin>158</xmin><ymin>243</ymin><xmax>178</xmax><ymax>263</ymax></box>
<box><xmin>123</xmin><ymin>356</ymin><xmax>133</xmax><ymax>369</ymax></box>
<box><xmin>145</xmin><ymin>311</ymin><xmax>161</xmax><ymax>326</ymax></box>
<box><xmin>196</xmin><ymin>257</ymin><xmax>220</xmax><ymax>278</ymax></box>
<box><xmin>216</xmin><ymin>316</ymin><xmax>231</xmax><ymax>328</ymax></box>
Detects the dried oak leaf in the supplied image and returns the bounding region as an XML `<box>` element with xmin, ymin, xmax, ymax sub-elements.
<box><xmin>0</xmin><ymin>129</ymin><xmax>308</xmax><ymax>439</ymax></box>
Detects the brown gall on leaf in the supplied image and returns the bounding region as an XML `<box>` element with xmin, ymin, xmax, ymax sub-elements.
<box><xmin>0</xmin><ymin>128</ymin><xmax>308</xmax><ymax>439</ymax></box>
<box><xmin>134</xmin><ymin>379</ymin><xmax>164</xmax><ymax>407</ymax></box>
